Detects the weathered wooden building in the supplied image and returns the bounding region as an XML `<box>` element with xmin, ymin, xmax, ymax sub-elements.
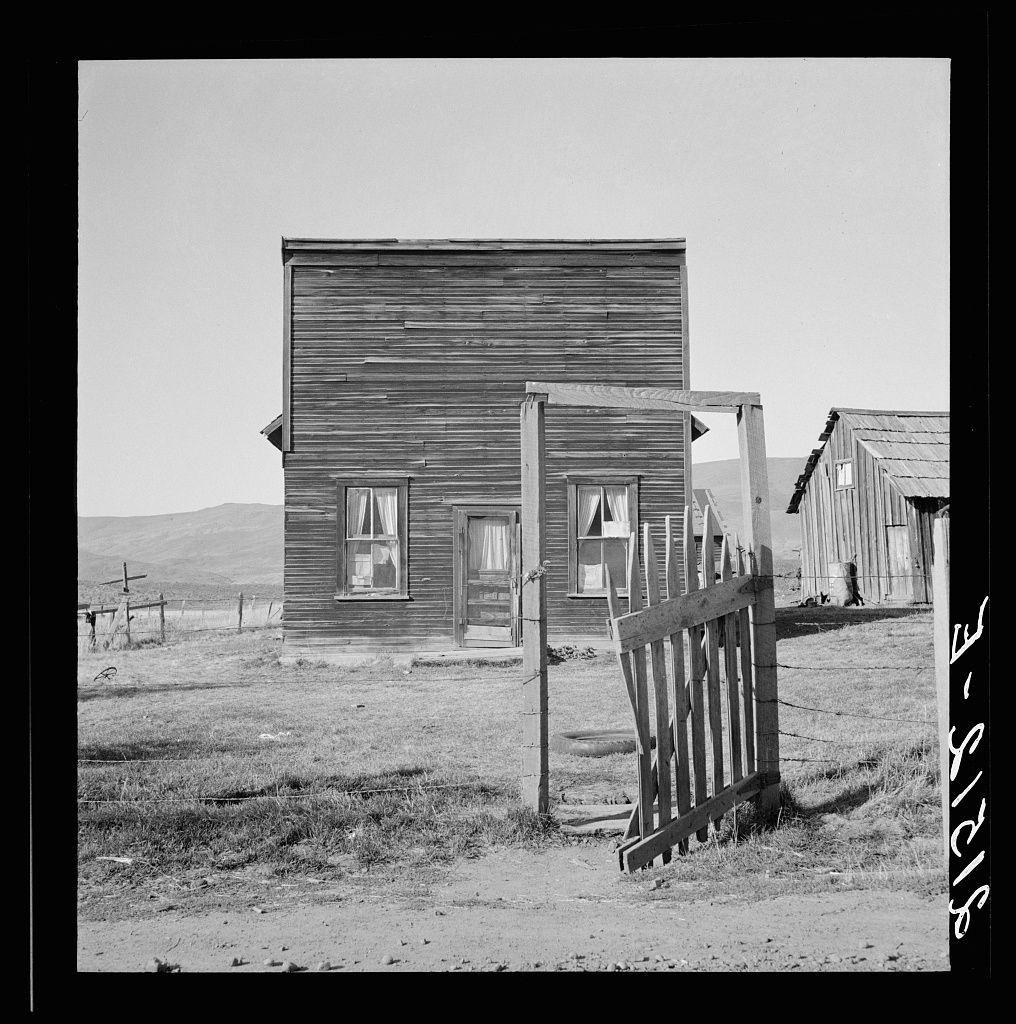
<box><xmin>787</xmin><ymin>408</ymin><xmax>949</xmax><ymax>604</ymax></box>
<box><xmin>262</xmin><ymin>238</ymin><xmax>707</xmax><ymax>654</ymax></box>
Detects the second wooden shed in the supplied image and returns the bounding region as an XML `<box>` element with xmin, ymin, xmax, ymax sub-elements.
<box><xmin>786</xmin><ymin>408</ymin><xmax>949</xmax><ymax>604</ymax></box>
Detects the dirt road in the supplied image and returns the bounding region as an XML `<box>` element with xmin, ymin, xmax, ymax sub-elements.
<box><xmin>78</xmin><ymin>846</ymin><xmax>947</xmax><ymax>972</ymax></box>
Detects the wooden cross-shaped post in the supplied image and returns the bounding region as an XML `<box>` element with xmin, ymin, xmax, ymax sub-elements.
<box><xmin>97</xmin><ymin>561</ymin><xmax>148</xmax><ymax>595</ymax></box>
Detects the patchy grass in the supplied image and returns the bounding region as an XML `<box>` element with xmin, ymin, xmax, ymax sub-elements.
<box><xmin>627</xmin><ymin>738</ymin><xmax>944</xmax><ymax>904</ymax></box>
<box><xmin>619</xmin><ymin>605</ymin><xmax>945</xmax><ymax>901</ymax></box>
<box><xmin>78</xmin><ymin>606</ymin><xmax>942</xmax><ymax>903</ymax></box>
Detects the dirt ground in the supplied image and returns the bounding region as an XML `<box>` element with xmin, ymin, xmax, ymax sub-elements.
<box><xmin>77</xmin><ymin>606</ymin><xmax>945</xmax><ymax>973</ymax></box>
<box><xmin>78</xmin><ymin>843</ymin><xmax>946</xmax><ymax>973</ymax></box>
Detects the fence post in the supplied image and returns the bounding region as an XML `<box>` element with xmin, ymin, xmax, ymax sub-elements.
<box><xmin>237</xmin><ymin>591</ymin><xmax>244</xmax><ymax>633</ymax></box>
<box><xmin>159</xmin><ymin>592</ymin><xmax>165</xmax><ymax>643</ymax></box>
<box><xmin>520</xmin><ymin>393</ymin><xmax>548</xmax><ymax>813</ymax></box>
<box><xmin>124</xmin><ymin>598</ymin><xmax>131</xmax><ymax>647</ymax></box>
<box><xmin>933</xmin><ymin>514</ymin><xmax>950</xmax><ymax>871</ymax></box>
<box><xmin>737</xmin><ymin>401</ymin><xmax>780</xmax><ymax>815</ymax></box>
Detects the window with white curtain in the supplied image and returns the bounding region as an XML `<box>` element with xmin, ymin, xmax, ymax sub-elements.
<box><xmin>566</xmin><ymin>477</ymin><xmax>639</xmax><ymax>596</ymax></box>
<box><xmin>337</xmin><ymin>478</ymin><xmax>409</xmax><ymax>597</ymax></box>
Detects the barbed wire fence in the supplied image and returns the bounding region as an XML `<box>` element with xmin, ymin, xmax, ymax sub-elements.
<box><xmin>77</xmin><ymin>594</ymin><xmax>285</xmax><ymax>650</ymax></box>
<box><xmin>77</xmin><ymin>655</ymin><xmax>936</xmax><ymax>809</ymax></box>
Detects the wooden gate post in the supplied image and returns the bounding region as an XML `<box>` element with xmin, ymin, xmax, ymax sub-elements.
<box><xmin>737</xmin><ymin>402</ymin><xmax>781</xmax><ymax>815</ymax></box>
<box><xmin>520</xmin><ymin>393</ymin><xmax>549</xmax><ymax>813</ymax></box>
<box><xmin>933</xmin><ymin>514</ymin><xmax>950</xmax><ymax>871</ymax></box>
<box><xmin>237</xmin><ymin>591</ymin><xmax>244</xmax><ymax>633</ymax></box>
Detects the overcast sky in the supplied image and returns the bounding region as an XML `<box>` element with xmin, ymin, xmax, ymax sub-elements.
<box><xmin>78</xmin><ymin>58</ymin><xmax>949</xmax><ymax>517</ymax></box>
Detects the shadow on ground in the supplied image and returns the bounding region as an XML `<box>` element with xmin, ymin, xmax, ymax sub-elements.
<box><xmin>775</xmin><ymin>606</ymin><xmax>929</xmax><ymax>641</ymax></box>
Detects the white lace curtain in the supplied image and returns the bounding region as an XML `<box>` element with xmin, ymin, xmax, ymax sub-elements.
<box><xmin>348</xmin><ymin>488</ymin><xmax>370</xmax><ymax>536</ymax></box>
<box><xmin>603</xmin><ymin>485</ymin><xmax>629</xmax><ymax>537</ymax></box>
<box><xmin>578</xmin><ymin>485</ymin><xmax>630</xmax><ymax>538</ymax></box>
<box><xmin>578</xmin><ymin>487</ymin><xmax>600</xmax><ymax>536</ymax></box>
<box><xmin>469</xmin><ymin>517</ymin><xmax>510</xmax><ymax>571</ymax></box>
<box><xmin>374</xmin><ymin>488</ymin><xmax>398</xmax><ymax>536</ymax></box>
<box><xmin>347</xmin><ymin>487</ymin><xmax>398</xmax><ymax>538</ymax></box>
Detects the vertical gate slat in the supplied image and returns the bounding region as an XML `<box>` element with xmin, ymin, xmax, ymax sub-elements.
<box><xmin>720</xmin><ymin>537</ymin><xmax>743</xmax><ymax>783</ymax></box>
<box><xmin>736</xmin><ymin>540</ymin><xmax>756</xmax><ymax>774</ymax></box>
<box><xmin>665</xmin><ymin>515</ymin><xmax>692</xmax><ymax>854</ymax></box>
<box><xmin>682</xmin><ymin>509</ymin><xmax>710</xmax><ymax>842</ymax></box>
<box><xmin>626</xmin><ymin>539</ymin><xmax>656</xmax><ymax>843</ymax></box>
<box><xmin>607</xmin><ymin>570</ymin><xmax>654</xmax><ymax>848</ymax></box>
<box><xmin>643</xmin><ymin>527</ymin><xmax>673</xmax><ymax>862</ymax></box>
<box><xmin>701</xmin><ymin>508</ymin><xmax>726</xmax><ymax>824</ymax></box>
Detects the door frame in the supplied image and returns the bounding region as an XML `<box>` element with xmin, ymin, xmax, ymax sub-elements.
<box><xmin>452</xmin><ymin>504</ymin><xmax>521</xmax><ymax>648</ymax></box>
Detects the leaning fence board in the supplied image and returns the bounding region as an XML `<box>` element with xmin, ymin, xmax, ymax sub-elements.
<box><xmin>607</xmin><ymin>571</ymin><xmax>650</xmax><ymax>847</ymax></box>
<box><xmin>626</xmin><ymin>542</ymin><xmax>656</xmax><ymax>842</ymax></box>
<box><xmin>701</xmin><ymin>509</ymin><xmax>726</xmax><ymax>825</ymax></box>
<box><xmin>736</xmin><ymin>542</ymin><xmax>756</xmax><ymax>775</ymax></box>
<box><xmin>611</xmin><ymin>575</ymin><xmax>756</xmax><ymax>652</ymax></box>
<box><xmin>683</xmin><ymin>511</ymin><xmax>710</xmax><ymax>843</ymax></box>
<box><xmin>665</xmin><ymin>515</ymin><xmax>692</xmax><ymax>854</ymax></box>
<box><xmin>643</xmin><ymin>527</ymin><xmax>674</xmax><ymax>863</ymax></box>
<box><xmin>606</xmin><ymin>574</ymin><xmax>648</xmax><ymax>756</ymax></box>
<box><xmin>720</xmin><ymin>539</ymin><xmax>743</xmax><ymax>783</ymax></box>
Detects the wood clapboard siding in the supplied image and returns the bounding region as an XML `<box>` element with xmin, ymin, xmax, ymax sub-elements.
<box><xmin>282</xmin><ymin>247</ymin><xmax>688</xmax><ymax>648</ymax></box>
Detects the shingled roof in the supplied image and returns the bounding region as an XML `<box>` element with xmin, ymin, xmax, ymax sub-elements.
<box><xmin>787</xmin><ymin>408</ymin><xmax>949</xmax><ymax>513</ymax></box>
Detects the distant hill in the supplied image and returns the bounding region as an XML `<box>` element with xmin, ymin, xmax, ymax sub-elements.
<box><xmin>693</xmin><ymin>457</ymin><xmax>805</xmax><ymax>569</ymax></box>
<box><xmin>78</xmin><ymin>503</ymin><xmax>283</xmax><ymax>599</ymax></box>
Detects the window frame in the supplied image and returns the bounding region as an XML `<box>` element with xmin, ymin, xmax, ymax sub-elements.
<box><xmin>834</xmin><ymin>458</ymin><xmax>854</xmax><ymax>490</ymax></box>
<box><xmin>335</xmin><ymin>476</ymin><xmax>410</xmax><ymax>600</ymax></box>
<box><xmin>565</xmin><ymin>475</ymin><xmax>640</xmax><ymax>598</ymax></box>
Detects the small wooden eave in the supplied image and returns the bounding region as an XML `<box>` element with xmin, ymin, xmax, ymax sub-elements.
<box><xmin>261</xmin><ymin>414</ymin><xmax>284</xmax><ymax>452</ymax></box>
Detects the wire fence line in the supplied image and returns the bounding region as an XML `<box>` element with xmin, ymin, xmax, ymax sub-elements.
<box><xmin>79</xmin><ymin>623</ymin><xmax>284</xmax><ymax>639</ymax></box>
<box><xmin>777</xmin><ymin>662</ymin><xmax>930</xmax><ymax>672</ymax></box>
<box><xmin>77</xmin><ymin>598</ymin><xmax>285</xmax><ymax>647</ymax></box>
<box><xmin>754</xmin><ymin>694</ymin><xmax>929</xmax><ymax>726</ymax></box>
<box><xmin>79</xmin><ymin>606</ymin><xmax>935</xmax><ymax>802</ymax></box>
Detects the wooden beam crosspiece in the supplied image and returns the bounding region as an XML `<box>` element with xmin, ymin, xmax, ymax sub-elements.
<box><xmin>96</xmin><ymin>561</ymin><xmax>148</xmax><ymax>595</ymax></box>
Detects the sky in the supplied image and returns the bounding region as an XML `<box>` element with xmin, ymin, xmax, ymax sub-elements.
<box><xmin>78</xmin><ymin>58</ymin><xmax>949</xmax><ymax>517</ymax></box>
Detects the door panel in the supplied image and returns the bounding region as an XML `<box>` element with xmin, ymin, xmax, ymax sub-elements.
<box><xmin>886</xmin><ymin>525</ymin><xmax>913</xmax><ymax>601</ymax></box>
<box><xmin>454</xmin><ymin>507</ymin><xmax>520</xmax><ymax>647</ymax></box>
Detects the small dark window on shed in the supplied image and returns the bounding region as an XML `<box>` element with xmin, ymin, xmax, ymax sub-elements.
<box><xmin>566</xmin><ymin>477</ymin><xmax>639</xmax><ymax>596</ymax></box>
<box><xmin>835</xmin><ymin>459</ymin><xmax>854</xmax><ymax>489</ymax></box>
<box><xmin>336</xmin><ymin>478</ymin><xmax>409</xmax><ymax>598</ymax></box>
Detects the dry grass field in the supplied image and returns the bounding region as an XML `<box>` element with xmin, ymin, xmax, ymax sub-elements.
<box><xmin>77</xmin><ymin>605</ymin><xmax>944</xmax><ymax>916</ymax></box>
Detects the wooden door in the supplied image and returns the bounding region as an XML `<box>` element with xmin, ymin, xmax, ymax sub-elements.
<box><xmin>886</xmin><ymin>525</ymin><xmax>913</xmax><ymax>601</ymax></box>
<box><xmin>454</xmin><ymin>507</ymin><xmax>520</xmax><ymax>647</ymax></box>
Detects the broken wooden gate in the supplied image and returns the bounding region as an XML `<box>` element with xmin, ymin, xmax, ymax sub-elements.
<box><xmin>519</xmin><ymin>383</ymin><xmax>780</xmax><ymax>855</ymax></box>
<box><xmin>606</xmin><ymin>507</ymin><xmax>779</xmax><ymax>872</ymax></box>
